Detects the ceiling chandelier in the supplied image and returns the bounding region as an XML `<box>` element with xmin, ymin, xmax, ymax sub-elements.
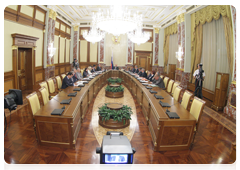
<box><xmin>128</xmin><ymin>27</ymin><xmax>150</xmax><ymax>45</ymax></box>
<box><xmin>92</xmin><ymin>5</ymin><xmax>142</xmax><ymax>36</ymax></box>
<box><xmin>83</xmin><ymin>26</ymin><xmax>105</xmax><ymax>44</ymax></box>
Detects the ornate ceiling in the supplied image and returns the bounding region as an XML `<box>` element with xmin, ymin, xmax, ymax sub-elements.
<box><xmin>45</xmin><ymin>5</ymin><xmax>192</xmax><ymax>27</ymax></box>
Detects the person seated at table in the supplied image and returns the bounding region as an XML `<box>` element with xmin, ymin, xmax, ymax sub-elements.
<box><xmin>147</xmin><ymin>70</ymin><xmax>155</xmax><ymax>82</ymax></box>
<box><xmin>87</xmin><ymin>66</ymin><xmax>93</xmax><ymax>75</ymax></box>
<box><xmin>61</xmin><ymin>72</ymin><xmax>74</xmax><ymax>89</ymax></box>
<box><xmin>137</xmin><ymin>68</ymin><xmax>142</xmax><ymax>77</ymax></box>
<box><xmin>72</xmin><ymin>68</ymin><xmax>79</xmax><ymax>83</ymax></box>
<box><xmin>76</xmin><ymin>68</ymin><xmax>83</xmax><ymax>80</ymax></box>
<box><xmin>91</xmin><ymin>65</ymin><xmax>96</xmax><ymax>73</ymax></box>
<box><xmin>131</xmin><ymin>66</ymin><xmax>135</xmax><ymax>73</ymax></box>
<box><xmin>96</xmin><ymin>64</ymin><xmax>101</xmax><ymax>71</ymax></box>
<box><xmin>151</xmin><ymin>72</ymin><xmax>165</xmax><ymax>88</ymax></box>
<box><xmin>83</xmin><ymin>67</ymin><xmax>89</xmax><ymax>78</ymax></box>
<box><xmin>113</xmin><ymin>64</ymin><xmax>119</xmax><ymax>70</ymax></box>
<box><xmin>134</xmin><ymin>65</ymin><xmax>139</xmax><ymax>73</ymax></box>
<box><xmin>140</xmin><ymin>68</ymin><xmax>147</xmax><ymax>78</ymax></box>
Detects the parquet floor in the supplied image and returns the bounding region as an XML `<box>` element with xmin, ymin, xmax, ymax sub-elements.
<box><xmin>4</xmin><ymin>87</ymin><xmax>236</xmax><ymax>164</ymax></box>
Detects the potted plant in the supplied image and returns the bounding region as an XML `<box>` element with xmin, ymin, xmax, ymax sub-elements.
<box><xmin>98</xmin><ymin>103</ymin><xmax>133</xmax><ymax>129</ymax></box>
<box><xmin>105</xmin><ymin>85</ymin><xmax>124</xmax><ymax>98</ymax></box>
<box><xmin>107</xmin><ymin>77</ymin><xmax>122</xmax><ymax>85</ymax></box>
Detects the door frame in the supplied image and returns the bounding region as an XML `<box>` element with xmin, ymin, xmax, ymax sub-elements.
<box><xmin>11</xmin><ymin>33</ymin><xmax>39</xmax><ymax>89</ymax></box>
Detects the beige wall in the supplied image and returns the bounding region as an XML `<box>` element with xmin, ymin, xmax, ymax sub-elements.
<box><xmin>135</xmin><ymin>42</ymin><xmax>152</xmax><ymax>51</ymax></box>
<box><xmin>90</xmin><ymin>42</ymin><xmax>98</xmax><ymax>62</ymax></box>
<box><xmin>80</xmin><ymin>40</ymin><xmax>87</xmax><ymax>62</ymax></box>
<box><xmin>105</xmin><ymin>34</ymin><xmax>127</xmax><ymax>66</ymax></box>
<box><xmin>66</xmin><ymin>39</ymin><xmax>70</xmax><ymax>63</ymax></box>
<box><xmin>4</xmin><ymin>20</ymin><xmax>44</xmax><ymax>72</ymax></box>
<box><xmin>54</xmin><ymin>35</ymin><xmax>59</xmax><ymax>64</ymax></box>
<box><xmin>59</xmin><ymin>37</ymin><xmax>65</xmax><ymax>63</ymax></box>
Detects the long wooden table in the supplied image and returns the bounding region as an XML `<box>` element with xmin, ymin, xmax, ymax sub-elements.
<box><xmin>34</xmin><ymin>70</ymin><xmax>196</xmax><ymax>151</ymax></box>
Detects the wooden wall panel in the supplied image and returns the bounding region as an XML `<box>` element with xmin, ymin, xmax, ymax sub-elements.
<box><xmin>188</xmin><ymin>82</ymin><xmax>214</xmax><ymax>101</ymax></box>
<box><xmin>4</xmin><ymin>71</ymin><xmax>15</xmax><ymax>94</ymax></box>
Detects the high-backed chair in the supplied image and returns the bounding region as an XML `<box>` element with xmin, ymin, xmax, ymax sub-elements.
<box><xmin>173</xmin><ymin>86</ymin><xmax>182</xmax><ymax>102</ymax></box>
<box><xmin>181</xmin><ymin>90</ymin><xmax>193</xmax><ymax>110</ymax></box>
<box><xmin>160</xmin><ymin>75</ymin><xmax>164</xmax><ymax>79</ymax></box>
<box><xmin>163</xmin><ymin>77</ymin><xmax>169</xmax><ymax>89</ymax></box>
<box><xmin>26</xmin><ymin>91</ymin><xmax>41</xmax><ymax>140</ymax></box>
<box><xmin>39</xmin><ymin>81</ymin><xmax>49</xmax><ymax>99</ymax></box>
<box><xmin>54</xmin><ymin>76</ymin><xmax>62</xmax><ymax>92</ymax></box>
<box><xmin>189</xmin><ymin>97</ymin><xmax>206</xmax><ymax>149</ymax></box>
<box><xmin>167</xmin><ymin>80</ymin><xmax>174</xmax><ymax>93</ymax></box>
<box><xmin>38</xmin><ymin>87</ymin><xmax>49</xmax><ymax>106</ymax></box>
<box><xmin>46</xmin><ymin>78</ymin><xmax>57</xmax><ymax>95</ymax></box>
<box><xmin>171</xmin><ymin>81</ymin><xmax>180</xmax><ymax>96</ymax></box>
<box><xmin>81</xmin><ymin>69</ymin><xmax>84</xmax><ymax>75</ymax></box>
<box><xmin>61</xmin><ymin>74</ymin><xmax>66</xmax><ymax>81</ymax></box>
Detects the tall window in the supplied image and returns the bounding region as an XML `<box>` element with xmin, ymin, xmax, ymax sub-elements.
<box><xmin>167</xmin><ymin>33</ymin><xmax>178</xmax><ymax>74</ymax></box>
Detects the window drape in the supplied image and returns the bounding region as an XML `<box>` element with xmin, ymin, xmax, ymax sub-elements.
<box><xmin>167</xmin><ymin>33</ymin><xmax>178</xmax><ymax>74</ymax></box>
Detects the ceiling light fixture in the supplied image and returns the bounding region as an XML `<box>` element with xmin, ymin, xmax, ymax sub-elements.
<box><xmin>92</xmin><ymin>5</ymin><xmax>143</xmax><ymax>36</ymax></box>
<box><xmin>128</xmin><ymin>27</ymin><xmax>150</xmax><ymax>45</ymax></box>
<box><xmin>83</xmin><ymin>26</ymin><xmax>105</xmax><ymax>44</ymax></box>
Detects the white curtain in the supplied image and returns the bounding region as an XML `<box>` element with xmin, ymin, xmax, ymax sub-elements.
<box><xmin>167</xmin><ymin>33</ymin><xmax>178</xmax><ymax>74</ymax></box>
<box><xmin>201</xmin><ymin>16</ymin><xmax>230</xmax><ymax>91</ymax></box>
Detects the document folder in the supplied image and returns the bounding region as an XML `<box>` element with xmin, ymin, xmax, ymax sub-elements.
<box><xmin>145</xmin><ymin>86</ymin><xmax>152</xmax><ymax>89</ymax></box>
<box><xmin>78</xmin><ymin>84</ymin><xmax>85</xmax><ymax>87</ymax></box>
<box><xmin>149</xmin><ymin>90</ymin><xmax>157</xmax><ymax>94</ymax></box>
<box><xmin>73</xmin><ymin>88</ymin><xmax>81</xmax><ymax>91</ymax></box>
<box><xmin>154</xmin><ymin>94</ymin><xmax>164</xmax><ymax>99</ymax></box>
<box><xmin>159</xmin><ymin>101</ymin><xmax>171</xmax><ymax>107</ymax></box>
<box><xmin>68</xmin><ymin>92</ymin><xmax>77</xmax><ymax>97</ymax></box>
<box><xmin>51</xmin><ymin>106</ymin><xmax>65</xmax><ymax>116</ymax></box>
<box><xmin>60</xmin><ymin>98</ymin><xmax>72</xmax><ymax>104</ymax></box>
<box><xmin>166</xmin><ymin>112</ymin><xmax>180</xmax><ymax>119</ymax></box>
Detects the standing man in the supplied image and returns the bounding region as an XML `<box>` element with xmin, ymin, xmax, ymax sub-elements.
<box><xmin>193</xmin><ymin>63</ymin><xmax>205</xmax><ymax>99</ymax></box>
<box><xmin>72</xmin><ymin>59</ymin><xmax>79</xmax><ymax>69</ymax></box>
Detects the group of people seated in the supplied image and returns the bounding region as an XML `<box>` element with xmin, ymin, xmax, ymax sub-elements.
<box><xmin>62</xmin><ymin>64</ymin><xmax>103</xmax><ymax>89</ymax></box>
<box><xmin>129</xmin><ymin>65</ymin><xmax>165</xmax><ymax>88</ymax></box>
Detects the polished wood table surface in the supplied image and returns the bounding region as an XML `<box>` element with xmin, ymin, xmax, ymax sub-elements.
<box><xmin>34</xmin><ymin>70</ymin><xmax>196</xmax><ymax>151</ymax></box>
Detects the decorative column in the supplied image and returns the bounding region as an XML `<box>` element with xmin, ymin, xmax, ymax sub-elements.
<box><xmin>125</xmin><ymin>37</ymin><xmax>133</xmax><ymax>69</ymax></box>
<box><xmin>176</xmin><ymin>13</ymin><xmax>190</xmax><ymax>90</ymax></box>
<box><xmin>152</xmin><ymin>28</ymin><xmax>160</xmax><ymax>72</ymax></box>
<box><xmin>73</xmin><ymin>25</ymin><xmax>79</xmax><ymax>60</ymax></box>
<box><xmin>99</xmin><ymin>32</ymin><xmax>106</xmax><ymax>68</ymax></box>
<box><xmin>224</xmin><ymin>5</ymin><xmax>236</xmax><ymax>120</ymax></box>
<box><xmin>45</xmin><ymin>9</ymin><xmax>57</xmax><ymax>80</ymax></box>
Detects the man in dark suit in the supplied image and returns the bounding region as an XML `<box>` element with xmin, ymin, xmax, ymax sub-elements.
<box><xmin>152</xmin><ymin>72</ymin><xmax>165</xmax><ymax>88</ymax></box>
<box><xmin>140</xmin><ymin>68</ymin><xmax>147</xmax><ymax>78</ymax></box>
<box><xmin>138</xmin><ymin>68</ymin><xmax>142</xmax><ymax>77</ymax></box>
<box><xmin>96</xmin><ymin>64</ymin><xmax>101</xmax><ymax>71</ymax></box>
<box><xmin>113</xmin><ymin>64</ymin><xmax>119</xmax><ymax>70</ymax></box>
<box><xmin>91</xmin><ymin>65</ymin><xmax>96</xmax><ymax>73</ymax></box>
<box><xmin>61</xmin><ymin>72</ymin><xmax>74</xmax><ymax>89</ymax></box>
<box><xmin>72</xmin><ymin>69</ymin><xmax>79</xmax><ymax>83</ymax></box>
<box><xmin>147</xmin><ymin>71</ymin><xmax>155</xmax><ymax>82</ymax></box>
<box><xmin>134</xmin><ymin>65</ymin><xmax>139</xmax><ymax>73</ymax></box>
<box><xmin>131</xmin><ymin>66</ymin><xmax>135</xmax><ymax>73</ymax></box>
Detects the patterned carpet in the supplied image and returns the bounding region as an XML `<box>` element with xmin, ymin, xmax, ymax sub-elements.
<box><xmin>91</xmin><ymin>85</ymin><xmax>137</xmax><ymax>145</ymax></box>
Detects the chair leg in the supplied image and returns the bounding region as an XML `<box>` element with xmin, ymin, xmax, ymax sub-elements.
<box><xmin>190</xmin><ymin>131</ymin><xmax>197</xmax><ymax>150</ymax></box>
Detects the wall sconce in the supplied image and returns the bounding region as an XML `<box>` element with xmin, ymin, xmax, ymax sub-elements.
<box><xmin>175</xmin><ymin>46</ymin><xmax>183</xmax><ymax>61</ymax></box>
<box><xmin>48</xmin><ymin>42</ymin><xmax>56</xmax><ymax>58</ymax></box>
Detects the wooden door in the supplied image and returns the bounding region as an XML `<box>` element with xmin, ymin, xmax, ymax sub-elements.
<box><xmin>139</xmin><ymin>56</ymin><xmax>147</xmax><ymax>70</ymax></box>
<box><xmin>18</xmin><ymin>48</ymin><xmax>33</xmax><ymax>91</ymax></box>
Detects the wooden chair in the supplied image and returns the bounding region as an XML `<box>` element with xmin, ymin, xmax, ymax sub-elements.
<box><xmin>181</xmin><ymin>90</ymin><xmax>193</xmax><ymax>110</ymax></box>
<box><xmin>46</xmin><ymin>78</ymin><xmax>58</xmax><ymax>95</ymax></box>
<box><xmin>160</xmin><ymin>75</ymin><xmax>164</xmax><ymax>79</ymax></box>
<box><xmin>173</xmin><ymin>86</ymin><xmax>182</xmax><ymax>102</ymax></box>
<box><xmin>54</xmin><ymin>76</ymin><xmax>62</xmax><ymax>92</ymax></box>
<box><xmin>171</xmin><ymin>81</ymin><xmax>180</xmax><ymax>96</ymax></box>
<box><xmin>163</xmin><ymin>77</ymin><xmax>170</xmax><ymax>89</ymax></box>
<box><xmin>39</xmin><ymin>81</ymin><xmax>50</xmax><ymax>99</ymax></box>
<box><xmin>167</xmin><ymin>79</ymin><xmax>174</xmax><ymax>93</ymax></box>
<box><xmin>26</xmin><ymin>91</ymin><xmax>41</xmax><ymax>140</ymax></box>
<box><xmin>61</xmin><ymin>74</ymin><xmax>66</xmax><ymax>81</ymax></box>
<box><xmin>189</xmin><ymin>97</ymin><xmax>206</xmax><ymax>149</ymax></box>
<box><xmin>38</xmin><ymin>87</ymin><xmax>49</xmax><ymax>106</ymax></box>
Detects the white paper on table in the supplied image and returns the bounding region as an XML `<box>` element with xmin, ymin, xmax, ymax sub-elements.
<box><xmin>150</xmin><ymin>84</ymin><xmax>158</xmax><ymax>87</ymax></box>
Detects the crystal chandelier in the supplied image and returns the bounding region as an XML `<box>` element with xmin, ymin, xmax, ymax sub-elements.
<box><xmin>83</xmin><ymin>26</ymin><xmax>105</xmax><ymax>44</ymax></box>
<box><xmin>128</xmin><ymin>27</ymin><xmax>150</xmax><ymax>45</ymax></box>
<box><xmin>92</xmin><ymin>5</ymin><xmax>142</xmax><ymax>36</ymax></box>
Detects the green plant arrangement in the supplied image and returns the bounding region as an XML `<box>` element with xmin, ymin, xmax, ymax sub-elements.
<box><xmin>107</xmin><ymin>78</ymin><xmax>122</xmax><ymax>84</ymax></box>
<box><xmin>105</xmin><ymin>85</ymin><xmax>124</xmax><ymax>92</ymax></box>
<box><xmin>98</xmin><ymin>104</ymin><xmax>133</xmax><ymax>125</ymax></box>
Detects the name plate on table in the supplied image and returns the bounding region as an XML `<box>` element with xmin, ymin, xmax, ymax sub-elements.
<box><xmin>149</xmin><ymin>90</ymin><xmax>157</xmax><ymax>94</ymax></box>
<box><xmin>166</xmin><ymin>111</ymin><xmax>180</xmax><ymax>119</ymax></box>
<box><xmin>60</xmin><ymin>98</ymin><xmax>72</xmax><ymax>104</ymax></box>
